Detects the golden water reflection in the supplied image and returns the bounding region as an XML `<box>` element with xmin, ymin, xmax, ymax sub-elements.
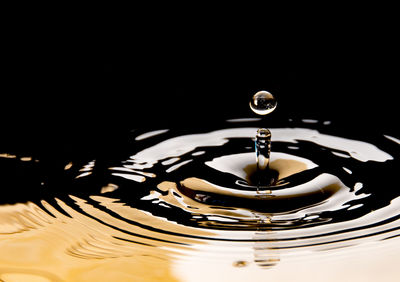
<box><xmin>1</xmin><ymin>197</ymin><xmax>400</xmax><ymax>282</ymax></box>
<box><xmin>0</xmin><ymin>197</ymin><xmax>209</xmax><ymax>282</ymax></box>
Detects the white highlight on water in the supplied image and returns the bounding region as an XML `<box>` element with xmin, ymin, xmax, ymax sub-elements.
<box><xmin>161</xmin><ymin>157</ymin><xmax>181</xmax><ymax>165</ymax></box>
<box><xmin>205</xmin><ymin>152</ymin><xmax>318</xmax><ymax>181</ymax></box>
<box><xmin>135</xmin><ymin>129</ymin><xmax>169</xmax><ymax>141</ymax></box>
<box><xmin>166</xmin><ymin>160</ymin><xmax>193</xmax><ymax>173</ymax></box>
<box><xmin>331</xmin><ymin>151</ymin><xmax>351</xmax><ymax>158</ymax></box>
<box><xmin>226</xmin><ymin>118</ymin><xmax>262</xmax><ymax>123</ymax></box>
<box><xmin>302</xmin><ymin>119</ymin><xmax>318</xmax><ymax>124</ymax></box>
<box><xmin>342</xmin><ymin>167</ymin><xmax>353</xmax><ymax>174</ymax></box>
<box><xmin>384</xmin><ymin>135</ymin><xmax>400</xmax><ymax>145</ymax></box>
<box><xmin>129</xmin><ymin>128</ymin><xmax>393</xmax><ymax>168</ymax></box>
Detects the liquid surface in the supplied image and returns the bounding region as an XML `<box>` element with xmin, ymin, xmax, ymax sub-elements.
<box><xmin>0</xmin><ymin>119</ymin><xmax>399</xmax><ymax>281</ymax></box>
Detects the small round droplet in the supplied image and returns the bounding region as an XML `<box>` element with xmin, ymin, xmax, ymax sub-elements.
<box><xmin>256</xmin><ymin>128</ymin><xmax>271</xmax><ymax>138</ymax></box>
<box><xmin>250</xmin><ymin>91</ymin><xmax>277</xmax><ymax>115</ymax></box>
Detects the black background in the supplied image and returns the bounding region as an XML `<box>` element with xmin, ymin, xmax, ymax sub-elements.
<box><xmin>1</xmin><ymin>10</ymin><xmax>399</xmax><ymax>157</ymax></box>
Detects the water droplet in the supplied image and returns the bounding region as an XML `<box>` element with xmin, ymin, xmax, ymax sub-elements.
<box><xmin>250</xmin><ymin>91</ymin><xmax>277</xmax><ymax>115</ymax></box>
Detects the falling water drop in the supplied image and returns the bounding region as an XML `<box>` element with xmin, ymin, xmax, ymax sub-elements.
<box><xmin>249</xmin><ymin>91</ymin><xmax>277</xmax><ymax>115</ymax></box>
<box><xmin>250</xmin><ymin>91</ymin><xmax>276</xmax><ymax>189</ymax></box>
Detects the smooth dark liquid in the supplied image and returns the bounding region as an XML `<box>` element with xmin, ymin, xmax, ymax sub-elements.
<box><xmin>0</xmin><ymin>119</ymin><xmax>399</xmax><ymax>281</ymax></box>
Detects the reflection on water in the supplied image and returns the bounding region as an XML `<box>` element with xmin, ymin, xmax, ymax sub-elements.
<box><xmin>0</xmin><ymin>197</ymin><xmax>205</xmax><ymax>281</ymax></box>
<box><xmin>1</xmin><ymin>120</ymin><xmax>400</xmax><ymax>281</ymax></box>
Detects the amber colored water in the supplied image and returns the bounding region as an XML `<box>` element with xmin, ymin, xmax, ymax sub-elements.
<box><xmin>1</xmin><ymin>119</ymin><xmax>399</xmax><ymax>281</ymax></box>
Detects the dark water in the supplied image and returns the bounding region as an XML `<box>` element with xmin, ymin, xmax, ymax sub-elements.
<box><xmin>1</xmin><ymin>117</ymin><xmax>399</xmax><ymax>281</ymax></box>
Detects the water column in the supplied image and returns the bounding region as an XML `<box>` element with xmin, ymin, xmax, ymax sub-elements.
<box><xmin>250</xmin><ymin>91</ymin><xmax>277</xmax><ymax>192</ymax></box>
<box><xmin>255</xmin><ymin>128</ymin><xmax>271</xmax><ymax>173</ymax></box>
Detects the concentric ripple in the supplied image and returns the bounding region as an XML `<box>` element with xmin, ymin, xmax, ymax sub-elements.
<box><xmin>0</xmin><ymin>120</ymin><xmax>399</xmax><ymax>281</ymax></box>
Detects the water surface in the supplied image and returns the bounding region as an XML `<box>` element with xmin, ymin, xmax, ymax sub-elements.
<box><xmin>1</xmin><ymin>118</ymin><xmax>399</xmax><ymax>281</ymax></box>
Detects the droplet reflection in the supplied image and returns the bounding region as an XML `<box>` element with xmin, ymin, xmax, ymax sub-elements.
<box><xmin>249</xmin><ymin>91</ymin><xmax>277</xmax><ymax>115</ymax></box>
